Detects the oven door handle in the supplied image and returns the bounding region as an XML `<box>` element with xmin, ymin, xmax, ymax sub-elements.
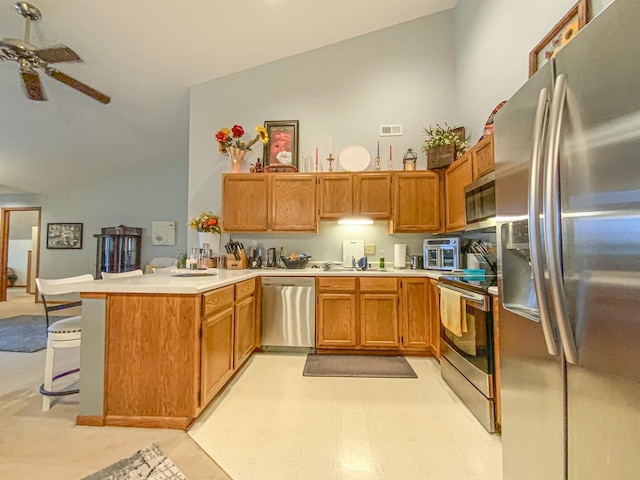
<box><xmin>437</xmin><ymin>284</ymin><xmax>489</xmax><ymax>311</ymax></box>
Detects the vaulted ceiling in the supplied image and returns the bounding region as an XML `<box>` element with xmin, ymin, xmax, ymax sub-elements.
<box><xmin>0</xmin><ymin>0</ymin><xmax>456</xmax><ymax>194</ymax></box>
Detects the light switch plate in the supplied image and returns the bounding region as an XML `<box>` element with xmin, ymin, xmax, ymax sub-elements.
<box><xmin>364</xmin><ymin>243</ymin><xmax>375</xmax><ymax>255</ymax></box>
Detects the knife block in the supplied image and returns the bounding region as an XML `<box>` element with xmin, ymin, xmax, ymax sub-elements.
<box><xmin>225</xmin><ymin>253</ymin><xmax>248</xmax><ymax>270</ymax></box>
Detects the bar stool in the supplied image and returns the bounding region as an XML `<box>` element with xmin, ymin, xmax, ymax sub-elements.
<box><xmin>35</xmin><ymin>274</ymin><xmax>93</xmax><ymax>411</ymax></box>
<box><xmin>101</xmin><ymin>269</ymin><xmax>143</xmax><ymax>279</ymax></box>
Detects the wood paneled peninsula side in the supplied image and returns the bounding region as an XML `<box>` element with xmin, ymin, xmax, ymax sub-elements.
<box><xmin>73</xmin><ymin>269</ymin><xmax>445</xmax><ymax>430</ymax></box>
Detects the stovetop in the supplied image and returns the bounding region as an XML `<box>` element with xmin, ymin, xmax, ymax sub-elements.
<box><xmin>440</xmin><ymin>274</ymin><xmax>498</xmax><ymax>294</ymax></box>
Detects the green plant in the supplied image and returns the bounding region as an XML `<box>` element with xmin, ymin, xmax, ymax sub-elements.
<box><xmin>421</xmin><ymin>123</ymin><xmax>469</xmax><ymax>159</ymax></box>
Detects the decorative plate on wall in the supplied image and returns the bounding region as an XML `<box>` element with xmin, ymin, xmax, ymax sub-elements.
<box><xmin>338</xmin><ymin>145</ymin><xmax>371</xmax><ymax>171</ymax></box>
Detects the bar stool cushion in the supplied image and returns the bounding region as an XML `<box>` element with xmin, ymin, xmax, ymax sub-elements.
<box><xmin>48</xmin><ymin>316</ymin><xmax>82</xmax><ymax>341</ymax></box>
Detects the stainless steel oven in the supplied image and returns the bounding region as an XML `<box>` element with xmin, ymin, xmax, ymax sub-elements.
<box><xmin>438</xmin><ymin>277</ymin><xmax>497</xmax><ymax>432</ymax></box>
<box><xmin>464</xmin><ymin>172</ymin><xmax>496</xmax><ymax>231</ymax></box>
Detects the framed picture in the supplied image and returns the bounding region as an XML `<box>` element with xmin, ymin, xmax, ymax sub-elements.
<box><xmin>529</xmin><ymin>0</ymin><xmax>590</xmax><ymax>77</ymax></box>
<box><xmin>46</xmin><ymin>223</ymin><xmax>83</xmax><ymax>249</ymax></box>
<box><xmin>262</xmin><ymin>120</ymin><xmax>299</xmax><ymax>170</ymax></box>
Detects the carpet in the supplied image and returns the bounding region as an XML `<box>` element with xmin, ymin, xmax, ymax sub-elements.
<box><xmin>303</xmin><ymin>354</ymin><xmax>418</xmax><ymax>378</ymax></box>
<box><xmin>0</xmin><ymin>315</ymin><xmax>66</xmax><ymax>353</ymax></box>
<box><xmin>82</xmin><ymin>443</ymin><xmax>188</xmax><ymax>480</ymax></box>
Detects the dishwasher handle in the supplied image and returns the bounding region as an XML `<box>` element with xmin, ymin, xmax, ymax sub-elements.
<box><xmin>261</xmin><ymin>277</ymin><xmax>315</xmax><ymax>288</ymax></box>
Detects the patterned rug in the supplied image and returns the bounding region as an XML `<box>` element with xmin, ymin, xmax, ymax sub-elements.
<box><xmin>82</xmin><ymin>444</ymin><xmax>188</xmax><ymax>480</ymax></box>
<box><xmin>0</xmin><ymin>315</ymin><xmax>63</xmax><ymax>353</ymax></box>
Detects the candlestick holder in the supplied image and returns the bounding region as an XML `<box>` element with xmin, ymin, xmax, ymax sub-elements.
<box><xmin>375</xmin><ymin>156</ymin><xmax>381</xmax><ymax>171</ymax></box>
<box><xmin>327</xmin><ymin>154</ymin><xmax>335</xmax><ymax>172</ymax></box>
<box><xmin>389</xmin><ymin>157</ymin><xmax>393</xmax><ymax>171</ymax></box>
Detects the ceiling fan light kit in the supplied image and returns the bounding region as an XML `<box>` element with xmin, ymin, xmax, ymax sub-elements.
<box><xmin>0</xmin><ymin>2</ymin><xmax>111</xmax><ymax>104</ymax></box>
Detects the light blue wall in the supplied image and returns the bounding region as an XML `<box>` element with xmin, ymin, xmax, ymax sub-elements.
<box><xmin>1</xmin><ymin>157</ymin><xmax>188</xmax><ymax>279</ymax></box>
<box><xmin>188</xmin><ymin>11</ymin><xmax>458</xmax><ymax>260</ymax></box>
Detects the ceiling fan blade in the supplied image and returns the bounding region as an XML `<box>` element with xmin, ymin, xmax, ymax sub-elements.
<box><xmin>34</xmin><ymin>45</ymin><xmax>82</xmax><ymax>63</ymax></box>
<box><xmin>20</xmin><ymin>68</ymin><xmax>46</xmax><ymax>101</ymax></box>
<box><xmin>45</xmin><ymin>68</ymin><xmax>110</xmax><ymax>104</ymax></box>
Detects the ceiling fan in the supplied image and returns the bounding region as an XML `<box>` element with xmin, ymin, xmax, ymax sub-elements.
<box><xmin>0</xmin><ymin>2</ymin><xmax>110</xmax><ymax>104</ymax></box>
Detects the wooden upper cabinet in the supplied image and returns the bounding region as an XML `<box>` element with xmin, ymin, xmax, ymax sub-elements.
<box><xmin>445</xmin><ymin>152</ymin><xmax>473</xmax><ymax>232</ymax></box>
<box><xmin>471</xmin><ymin>134</ymin><xmax>495</xmax><ymax>180</ymax></box>
<box><xmin>318</xmin><ymin>174</ymin><xmax>354</xmax><ymax>219</ymax></box>
<box><xmin>400</xmin><ymin>278</ymin><xmax>430</xmax><ymax>351</ymax></box>
<box><xmin>222</xmin><ymin>175</ymin><xmax>269</xmax><ymax>232</ymax></box>
<box><xmin>392</xmin><ymin>172</ymin><xmax>442</xmax><ymax>232</ymax></box>
<box><xmin>270</xmin><ymin>175</ymin><xmax>317</xmax><ymax>232</ymax></box>
<box><xmin>356</xmin><ymin>173</ymin><xmax>392</xmax><ymax>219</ymax></box>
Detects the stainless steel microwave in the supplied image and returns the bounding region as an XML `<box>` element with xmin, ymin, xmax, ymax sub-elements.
<box><xmin>464</xmin><ymin>172</ymin><xmax>496</xmax><ymax>231</ymax></box>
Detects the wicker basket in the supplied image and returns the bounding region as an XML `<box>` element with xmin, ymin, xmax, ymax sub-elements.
<box><xmin>427</xmin><ymin>127</ymin><xmax>465</xmax><ymax>170</ymax></box>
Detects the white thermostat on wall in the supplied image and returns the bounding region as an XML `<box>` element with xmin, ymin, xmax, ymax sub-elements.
<box><xmin>380</xmin><ymin>124</ymin><xmax>403</xmax><ymax>136</ymax></box>
<box><xmin>151</xmin><ymin>221</ymin><xmax>176</xmax><ymax>246</ymax></box>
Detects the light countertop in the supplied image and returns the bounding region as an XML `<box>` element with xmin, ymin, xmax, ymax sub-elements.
<box><xmin>74</xmin><ymin>268</ymin><xmax>447</xmax><ymax>295</ymax></box>
<box><xmin>488</xmin><ymin>286</ymin><xmax>499</xmax><ymax>296</ymax></box>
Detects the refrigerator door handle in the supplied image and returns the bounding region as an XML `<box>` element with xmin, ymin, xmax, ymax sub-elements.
<box><xmin>528</xmin><ymin>86</ymin><xmax>559</xmax><ymax>356</ymax></box>
<box><xmin>543</xmin><ymin>73</ymin><xmax>579</xmax><ymax>364</ymax></box>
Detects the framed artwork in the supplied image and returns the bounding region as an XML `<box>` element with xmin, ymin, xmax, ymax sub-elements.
<box><xmin>262</xmin><ymin>120</ymin><xmax>299</xmax><ymax>170</ymax></box>
<box><xmin>46</xmin><ymin>223</ymin><xmax>83</xmax><ymax>249</ymax></box>
<box><xmin>529</xmin><ymin>0</ymin><xmax>590</xmax><ymax>77</ymax></box>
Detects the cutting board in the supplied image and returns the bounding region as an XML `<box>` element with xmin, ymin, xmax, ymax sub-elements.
<box><xmin>343</xmin><ymin>240</ymin><xmax>365</xmax><ymax>267</ymax></box>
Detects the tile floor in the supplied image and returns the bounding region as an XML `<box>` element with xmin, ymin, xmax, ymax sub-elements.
<box><xmin>189</xmin><ymin>353</ymin><xmax>502</xmax><ymax>480</ymax></box>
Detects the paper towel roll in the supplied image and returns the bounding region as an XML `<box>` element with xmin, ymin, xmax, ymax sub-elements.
<box><xmin>394</xmin><ymin>244</ymin><xmax>407</xmax><ymax>269</ymax></box>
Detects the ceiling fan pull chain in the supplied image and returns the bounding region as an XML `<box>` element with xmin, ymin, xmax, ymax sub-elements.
<box><xmin>24</xmin><ymin>17</ymin><xmax>31</xmax><ymax>43</ymax></box>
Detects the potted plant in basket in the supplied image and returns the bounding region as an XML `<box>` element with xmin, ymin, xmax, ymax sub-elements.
<box><xmin>215</xmin><ymin>124</ymin><xmax>269</xmax><ymax>173</ymax></box>
<box><xmin>421</xmin><ymin>124</ymin><xmax>469</xmax><ymax>170</ymax></box>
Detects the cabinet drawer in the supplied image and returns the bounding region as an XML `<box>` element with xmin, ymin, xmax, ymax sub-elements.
<box><xmin>235</xmin><ymin>279</ymin><xmax>255</xmax><ymax>300</ymax></box>
<box><xmin>202</xmin><ymin>285</ymin><xmax>235</xmax><ymax>317</ymax></box>
<box><xmin>317</xmin><ymin>277</ymin><xmax>357</xmax><ymax>292</ymax></box>
<box><xmin>359</xmin><ymin>277</ymin><xmax>398</xmax><ymax>292</ymax></box>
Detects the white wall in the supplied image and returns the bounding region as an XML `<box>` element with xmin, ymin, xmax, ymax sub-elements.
<box><xmin>454</xmin><ymin>0</ymin><xmax>614</xmax><ymax>142</ymax></box>
<box><xmin>189</xmin><ymin>11</ymin><xmax>458</xmax><ymax>257</ymax></box>
<box><xmin>8</xmin><ymin>239</ymin><xmax>31</xmax><ymax>285</ymax></box>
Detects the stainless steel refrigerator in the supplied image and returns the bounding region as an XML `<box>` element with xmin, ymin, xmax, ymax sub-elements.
<box><xmin>494</xmin><ymin>0</ymin><xmax>640</xmax><ymax>478</ymax></box>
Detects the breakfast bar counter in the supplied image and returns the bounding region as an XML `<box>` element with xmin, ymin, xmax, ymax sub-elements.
<box><xmin>75</xmin><ymin>268</ymin><xmax>446</xmax><ymax>429</ymax></box>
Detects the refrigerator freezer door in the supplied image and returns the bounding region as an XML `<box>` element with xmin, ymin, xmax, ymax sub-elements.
<box><xmin>494</xmin><ymin>62</ymin><xmax>565</xmax><ymax>480</ymax></box>
<box><xmin>554</xmin><ymin>0</ymin><xmax>640</xmax><ymax>477</ymax></box>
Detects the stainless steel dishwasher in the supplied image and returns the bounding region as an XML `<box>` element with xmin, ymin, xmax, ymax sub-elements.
<box><xmin>261</xmin><ymin>277</ymin><xmax>315</xmax><ymax>351</ymax></box>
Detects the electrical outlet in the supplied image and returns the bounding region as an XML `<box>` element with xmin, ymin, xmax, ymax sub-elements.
<box><xmin>364</xmin><ymin>243</ymin><xmax>375</xmax><ymax>255</ymax></box>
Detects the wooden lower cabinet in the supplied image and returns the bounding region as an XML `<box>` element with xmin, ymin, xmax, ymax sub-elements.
<box><xmin>317</xmin><ymin>293</ymin><xmax>358</xmax><ymax>347</ymax></box>
<box><xmin>201</xmin><ymin>307</ymin><xmax>235</xmax><ymax>406</ymax></box>
<box><xmin>96</xmin><ymin>279</ymin><xmax>259</xmax><ymax>430</ymax></box>
<box><xmin>400</xmin><ymin>278</ymin><xmax>430</xmax><ymax>351</ymax></box>
<box><xmin>360</xmin><ymin>293</ymin><xmax>399</xmax><ymax>348</ymax></box>
<box><xmin>234</xmin><ymin>295</ymin><xmax>256</xmax><ymax>368</ymax></box>
<box><xmin>429</xmin><ymin>280</ymin><xmax>441</xmax><ymax>358</ymax></box>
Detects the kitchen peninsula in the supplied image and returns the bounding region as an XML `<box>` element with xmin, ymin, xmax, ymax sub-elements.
<box><xmin>73</xmin><ymin>268</ymin><xmax>449</xmax><ymax>429</ymax></box>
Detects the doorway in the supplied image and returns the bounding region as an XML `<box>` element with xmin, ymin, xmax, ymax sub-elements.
<box><xmin>0</xmin><ymin>207</ymin><xmax>41</xmax><ymax>302</ymax></box>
